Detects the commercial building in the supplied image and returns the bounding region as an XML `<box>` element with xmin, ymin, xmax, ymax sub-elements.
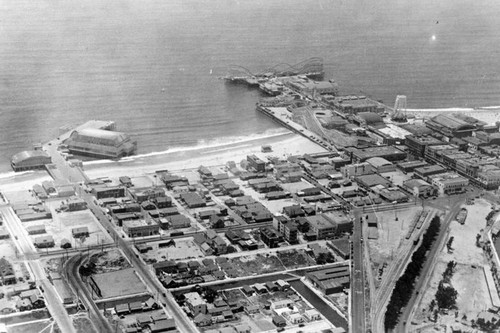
<box><xmin>341</xmin><ymin>162</ymin><xmax>373</xmax><ymax>178</ymax></box>
<box><xmin>329</xmin><ymin>96</ymin><xmax>382</xmax><ymax>114</ymax></box>
<box><xmin>306</xmin><ymin>214</ymin><xmax>337</xmax><ymax>239</ymax></box>
<box><xmin>65</xmin><ymin>128</ymin><xmax>137</xmax><ymax>159</ymax></box>
<box><xmin>414</xmin><ymin>165</ymin><xmax>447</xmax><ymax>180</ymax></box>
<box><xmin>352</xmin><ymin>112</ymin><xmax>385</xmax><ymax>128</ymax></box>
<box><xmin>478</xmin><ymin>166</ymin><xmax>500</xmax><ymax>190</ymax></box>
<box><xmin>65</xmin><ymin>197</ymin><xmax>87</xmax><ymax>211</ymax></box>
<box><xmin>405</xmin><ymin>135</ymin><xmax>444</xmax><ymax>158</ymax></box>
<box><xmin>122</xmin><ymin>220</ymin><xmax>159</xmax><ymax>238</ymax></box>
<box><xmin>247</xmin><ymin>155</ymin><xmax>266</xmax><ymax>172</ymax></box>
<box><xmin>355</xmin><ymin>174</ymin><xmax>391</xmax><ymax>190</ymax></box>
<box><xmin>128</xmin><ymin>187</ymin><xmax>166</xmax><ymax>203</ymax></box>
<box><xmin>90</xmin><ymin>184</ymin><xmax>126</xmax><ymax>199</ymax></box>
<box><xmin>11</xmin><ymin>150</ymin><xmax>52</xmax><ymax>172</ymax></box>
<box><xmin>430</xmin><ymin>172</ymin><xmax>469</xmax><ymax>195</ymax></box>
<box><xmin>306</xmin><ymin>265</ymin><xmax>350</xmax><ymax>294</ymax></box>
<box><xmin>365</xmin><ymin>157</ymin><xmax>395</xmax><ymax>173</ymax></box>
<box><xmin>425</xmin><ymin>114</ymin><xmax>476</xmax><ymax>138</ymax></box>
<box><xmin>344</xmin><ymin>146</ymin><xmax>406</xmax><ymax>163</ymax></box>
<box><xmin>284</xmin><ymin>77</ymin><xmax>339</xmax><ymax>96</ymax></box>
<box><xmin>403</xmin><ymin>179</ymin><xmax>435</xmax><ymax>197</ymax></box>
<box><xmin>396</xmin><ymin>160</ymin><xmax>428</xmax><ymax>173</ymax></box>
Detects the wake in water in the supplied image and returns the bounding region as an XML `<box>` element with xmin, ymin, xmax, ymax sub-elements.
<box><xmin>83</xmin><ymin>128</ymin><xmax>291</xmax><ymax>166</ymax></box>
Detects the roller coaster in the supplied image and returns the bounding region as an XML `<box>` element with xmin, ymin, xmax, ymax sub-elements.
<box><xmin>223</xmin><ymin>57</ymin><xmax>324</xmax><ymax>85</ymax></box>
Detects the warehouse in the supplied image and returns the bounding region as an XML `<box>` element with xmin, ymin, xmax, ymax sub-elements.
<box><xmin>11</xmin><ymin>150</ymin><xmax>52</xmax><ymax>172</ymax></box>
<box><xmin>306</xmin><ymin>265</ymin><xmax>350</xmax><ymax>294</ymax></box>
<box><xmin>65</xmin><ymin>128</ymin><xmax>137</xmax><ymax>159</ymax></box>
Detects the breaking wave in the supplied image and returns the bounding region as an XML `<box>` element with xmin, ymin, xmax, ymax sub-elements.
<box><xmin>83</xmin><ymin>128</ymin><xmax>291</xmax><ymax>166</ymax></box>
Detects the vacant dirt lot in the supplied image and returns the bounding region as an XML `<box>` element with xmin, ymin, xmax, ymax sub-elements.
<box><xmin>229</xmin><ymin>254</ymin><xmax>286</xmax><ymax>276</ymax></box>
<box><xmin>141</xmin><ymin>238</ymin><xmax>204</xmax><ymax>261</ymax></box>
<box><xmin>412</xmin><ymin>199</ymin><xmax>494</xmax><ymax>329</ymax></box>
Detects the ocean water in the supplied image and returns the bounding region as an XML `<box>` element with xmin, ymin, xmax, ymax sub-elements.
<box><xmin>0</xmin><ymin>0</ymin><xmax>499</xmax><ymax>172</ymax></box>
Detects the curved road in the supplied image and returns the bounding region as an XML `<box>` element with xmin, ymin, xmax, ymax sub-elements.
<box><xmin>64</xmin><ymin>254</ymin><xmax>113</xmax><ymax>333</ymax></box>
<box><xmin>81</xmin><ymin>190</ymin><xmax>199</xmax><ymax>333</ymax></box>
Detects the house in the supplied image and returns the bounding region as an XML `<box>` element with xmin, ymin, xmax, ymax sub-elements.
<box><xmin>188</xmin><ymin>261</ymin><xmax>201</xmax><ymax>272</ymax></box>
<box><xmin>272</xmin><ymin>315</ymin><xmax>287</xmax><ymax>327</ymax></box>
<box><xmin>241</xmin><ymin>285</ymin><xmax>255</xmax><ymax>296</ymax></box>
<box><xmin>149</xmin><ymin>318</ymin><xmax>176</xmax><ymax>332</ymax></box>
<box><xmin>71</xmin><ymin>226</ymin><xmax>90</xmax><ymax>238</ymax></box>
<box><xmin>143</xmin><ymin>297</ymin><xmax>158</xmax><ymax>311</ymax></box>
<box><xmin>253</xmin><ymin>283</ymin><xmax>268</xmax><ymax>294</ymax></box>
<box><xmin>265</xmin><ymin>281</ymin><xmax>279</xmax><ymax>292</ymax></box>
<box><xmin>245</xmin><ymin>304</ymin><xmax>260</xmax><ymax>314</ymax></box>
<box><xmin>193</xmin><ymin>313</ymin><xmax>212</xmax><ymax>327</ymax></box>
<box><xmin>16</xmin><ymin>299</ymin><xmax>32</xmax><ymax>311</ymax></box>
<box><xmin>275</xmin><ymin>280</ymin><xmax>290</xmax><ymax>291</ymax></box>
<box><xmin>213</xmin><ymin>270</ymin><xmax>226</xmax><ymax>280</ymax></box>
<box><xmin>115</xmin><ymin>303</ymin><xmax>130</xmax><ymax>315</ymax></box>
<box><xmin>271</xmin><ymin>299</ymin><xmax>293</xmax><ymax>310</ymax></box>
<box><xmin>153</xmin><ymin>260</ymin><xmax>177</xmax><ymax>274</ymax></box>
<box><xmin>282</xmin><ymin>205</ymin><xmax>305</xmax><ymax>218</ymax></box>
<box><xmin>260</xmin><ymin>227</ymin><xmax>283</xmax><ymax>248</ymax></box>
<box><xmin>222</xmin><ymin>310</ymin><xmax>233</xmax><ymax>320</ymax></box>
<box><xmin>304</xmin><ymin>309</ymin><xmax>321</xmax><ymax>321</ymax></box>
<box><xmin>34</xmin><ymin>235</ymin><xmax>55</xmax><ymax>248</ymax></box>
<box><xmin>288</xmin><ymin>313</ymin><xmax>304</xmax><ymax>324</ymax></box>
<box><xmin>234</xmin><ymin>324</ymin><xmax>252</xmax><ymax>333</ymax></box>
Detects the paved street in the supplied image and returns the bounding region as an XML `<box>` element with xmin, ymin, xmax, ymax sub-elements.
<box><xmin>1</xmin><ymin>206</ymin><xmax>76</xmax><ymax>333</ymax></box>
<box><xmin>351</xmin><ymin>209</ymin><xmax>366</xmax><ymax>333</ymax></box>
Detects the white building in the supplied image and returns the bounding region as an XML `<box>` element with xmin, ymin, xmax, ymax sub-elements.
<box><xmin>430</xmin><ymin>172</ymin><xmax>468</xmax><ymax>195</ymax></box>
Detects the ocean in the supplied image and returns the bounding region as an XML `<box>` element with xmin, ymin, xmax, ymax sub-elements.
<box><xmin>0</xmin><ymin>0</ymin><xmax>499</xmax><ymax>172</ymax></box>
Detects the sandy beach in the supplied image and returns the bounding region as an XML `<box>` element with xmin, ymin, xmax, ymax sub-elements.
<box><xmin>0</xmin><ymin>131</ymin><xmax>326</xmax><ymax>193</ymax></box>
<box><xmin>83</xmin><ymin>131</ymin><xmax>327</xmax><ymax>179</ymax></box>
<box><xmin>407</xmin><ymin>107</ymin><xmax>500</xmax><ymax>125</ymax></box>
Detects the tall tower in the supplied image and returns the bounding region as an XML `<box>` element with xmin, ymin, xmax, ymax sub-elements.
<box><xmin>392</xmin><ymin>95</ymin><xmax>407</xmax><ymax>122</ymax></box>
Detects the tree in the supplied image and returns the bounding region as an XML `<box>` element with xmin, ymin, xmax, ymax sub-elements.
<box><xmin>316</xmin><ymin>252</ymin><xmax>336</xmax><ymax>265</ymax></box>
<box><xmin>203</xmin><ymin>287</ymin><xmax>218</xmax><ymax>303</ymax></box>
<box><xmin>435</xmin><ymin>282</ymin><xmax>458</xmax><ymax>310</ymax></box>
<box><xmin>446</xmin><ymin>237</ymin><xmax>454</xmax><ymax>253</ymax></box>
<box><xmin>227</xmin><ymin>245</ymin><xmax>237</xmax><ymax>254</ymax></box>
<box><xmin>429</xmin><ymin>299</ymin><xmax>436</xmax><ymax>312</ymax></box>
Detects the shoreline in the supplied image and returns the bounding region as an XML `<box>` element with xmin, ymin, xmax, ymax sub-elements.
<box><xmin>0</xmin><ymin>131</ymin><xmax>327</xmax><ymax>192</ymax></box>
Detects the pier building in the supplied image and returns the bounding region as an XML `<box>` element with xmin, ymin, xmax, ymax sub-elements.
<box><xmin>64</xmin><ymin>128</ymin><xmax>136</xmax><ymax>159</ymax></box>
<box><xmin>11</xmin><ymin>150</ymin><xmax>52</xmax><ymax>172</ymax></box>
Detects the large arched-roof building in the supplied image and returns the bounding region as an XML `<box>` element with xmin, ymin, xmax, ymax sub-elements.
<box><xmin>65</xmin><ymin>128</ymin><xmax>136</xmax><ymax>159</ymax></box>
<box><xmin>353</xmin><ymin>112</ymin><xmax>384</xmax><ymax>128</ymax></box>
<box><xmin>11</xmin><ymin>150</ymin><xmax>52</xmax><ymax>172</ymax></box>
<box><xmin>425</xmin><ymin>114</ymin><xmax>476</xmax><ymax>138</ymax></box>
